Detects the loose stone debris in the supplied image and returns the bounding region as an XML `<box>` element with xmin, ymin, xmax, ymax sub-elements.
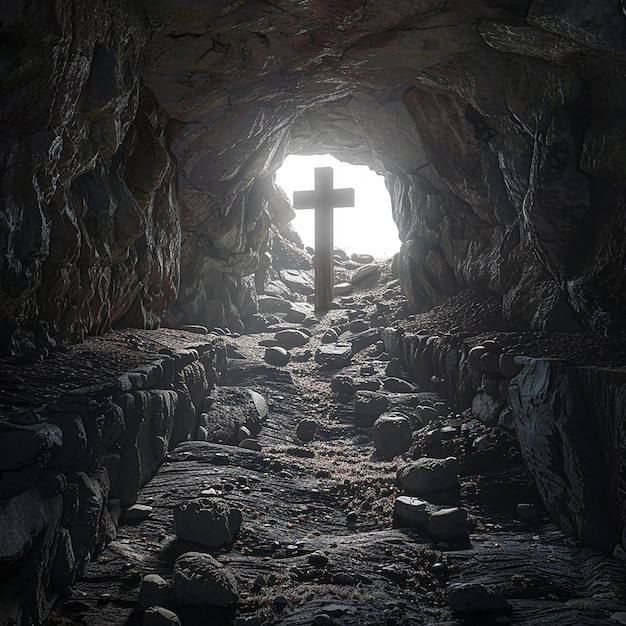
<box><xmin>24</xmin><ymin>259</ymin><xmax>626</xmax><ymax>626</ymax></box>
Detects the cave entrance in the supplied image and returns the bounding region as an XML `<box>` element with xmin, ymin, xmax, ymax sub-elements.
<box><xmin>275</xmin><ymin>154</ymin><xmax>400</xmax><ymax>260</ymax></box>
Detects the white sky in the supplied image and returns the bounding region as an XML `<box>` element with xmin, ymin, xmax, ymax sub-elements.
<box><xmin>275</xmin><ymin>154</ymin><xmax>400</xmax><ymax>259</ymax></box>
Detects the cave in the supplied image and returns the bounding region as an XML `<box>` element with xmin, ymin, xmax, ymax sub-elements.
<box><xmin>1</xmin><ymin>1</ymin><xmax>626</xmax><ymax>624</ymax></box>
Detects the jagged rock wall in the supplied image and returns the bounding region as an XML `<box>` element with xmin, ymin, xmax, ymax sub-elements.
<box><xmin>0</xmin><ymin>1</ymin><xmax>179</xmax><ymax>355</ymax></box>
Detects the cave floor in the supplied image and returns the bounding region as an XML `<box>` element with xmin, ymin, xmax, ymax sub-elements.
<box><xmin>46</xmin><ymin>286</ymin><xmax>626</xmax><ymax>626</ymax></box>
<box><xmin>49</xmin><ymin>311</ymin><xmax>626</xmax><ymax>626</ymax></box>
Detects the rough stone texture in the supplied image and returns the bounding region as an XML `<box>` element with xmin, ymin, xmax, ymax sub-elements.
<box><xmin>397</xmin><ymin>457</ymin><xmax>460</xmax><ymax>496</ymax></box>
<box><xmin>372</xmin><ymin>412</ymin><xmax>413</xmax><ymax>458</ymax></box>
<box><xmin>173</xmin><ymin>498</ymin><xmax>242</xmax><ymax>548</ymax></box>
<box><xmin>508</xmin><ymin>360</ymin><xmax>621</xmax><ymax>553</ymax></box>
<box><xmin>171</xmin><ymin>551</ymin><xmax>239</xmax><ymax>607</ymax></box>
<box><xmin>2</xmin><ymin>2</ymin><xmax>626</xmax><ymax>621</ymax></box>
<box><xmin>0</xmin><ymin>331</ymin><xmax>225</xmax><ymax>624</ymax></box>
<box><xmin>0</xmin><ymin>2</ymin><xmax>179</xmax><ymax>354</ymax></box>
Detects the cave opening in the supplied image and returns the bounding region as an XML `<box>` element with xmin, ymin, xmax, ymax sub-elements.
<box><xmin>2</xmin><ymin>1</ymin><xmax>626</xmax><ymax>623</ymax></box>
<box><xmin>275</xmin><ymin>153</ymin><xmax>401</xmax><ymax>260</ymax></box>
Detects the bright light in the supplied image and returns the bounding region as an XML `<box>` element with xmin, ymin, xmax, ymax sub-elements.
<box><xmin>275</xmin><ymin>154</ymin><xmax>400</xmax><ymax>260</ymax></box>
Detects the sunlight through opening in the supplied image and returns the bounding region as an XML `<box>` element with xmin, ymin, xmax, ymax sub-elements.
<box><xmin>275</xmin><ymin>154</ymin><xmax>400</xmax><ymax>260</ymax></box>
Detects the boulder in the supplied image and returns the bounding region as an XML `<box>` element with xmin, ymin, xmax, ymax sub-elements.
<box><xmin>264</xmin><ymin>347</ymin><xmax>291</xmax><ymax>366</ymax></box>
<box><xmin>508</xmin><ymin>360</ymin><xmax>620</xmax><ymax>552</ymax></box>
<box><xmin>171</xmin><ymin>552</ymin><xmax>239</xmax><ymax>606</ymax></box>
<box><xmin>173</xmin><ymin>498</ymin><xmax>242</xmax><ymax>548</ymax></box>
<box><xmin>274</xmin><ymin>329</ymin><xmax>310</xmax><ymax>349</ymax></box>
<box><xmin>397</xmin><ymin>457</ymin><xmax>459</xmax><ymax>495</ymax></box>
<box><xmin>315</xmin><ymin>344</ymin><xmax>352</xmax><ymax>368</ymax></box>
<box><xmin>372</xmin><ymin>412</ymin><xmax>412</xmax><ymax>458</ymax></box>
<box><xmin>427</xmin><ymin>507</ymin><xmax>468</xmax><ymax>539</ymax></box>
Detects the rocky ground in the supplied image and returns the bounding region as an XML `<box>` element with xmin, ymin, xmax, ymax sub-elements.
<box><xmin>41</xmin><ymin>261</ymin><xmax>626</xmax><ymax>626</ymax></box>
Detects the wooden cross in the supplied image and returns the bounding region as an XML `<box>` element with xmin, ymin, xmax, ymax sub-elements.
<box><xmin>293</xmin><ymin>167</ymin><xmax>355</xmax><ymax>310</ymax></box>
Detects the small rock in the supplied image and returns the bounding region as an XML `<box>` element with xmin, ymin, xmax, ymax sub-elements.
<box><xmin>353</xmin><ymin>390</ymin><xmax>390</xmax><ymax>417</ymax></box>
<box><xmin>286</xmin><ymin>303</ymin><xmax>311</xmax><ymax>323</ymax></box>
<box><xmin>331</xmin><ymin>374</ymin><xmax>380</xmax><ymax>394</ymax></box>
<box><xmin>479</xmin><ymin>352</ymin><xmax>501</xmax><ymax>374</ymax></box>
<box><xmin>472</xmin><ymin>392</ymin><xmax>505</xmax><ymax>424</ymax></box>
<box><xmin>351</xmin><ymin>264</ymin><xmax>381</xmax><ymax>287</ymax></box>
<box><xmin>274</xmin><ymin>329</ymin><xmax>310</xmax><ymax>349</ymax></box>
<box><xmin>296</xmin><ymin>419</ymin><xmax>318</xmax><ymax>442</ymax></box>
<box><xmin>351</xmin><ymin>253</ymin><xmax>374</xmax><ymax>264</ymax></box>
<box><xmin>312</xmin><ymin>614</ymin><xmax>333</xmax><ymax>626</ymax></box>
<box><xmin>239</xmin><ymin>438</ymin><xmax>262</xmax><ymax>452</ymax></box>
<box><xmin>468</xmin><ymin>346</ymin><xmax>488</xmax><ymax>370</ymax></box>
<box><xmin>173</xmin><ymin>498</ymin><xmax>242</xmax><ymax>548</ymax></box>
<box><xmin>122</xmin><ymin>504</ymin><xmax>153</xmax><ymax>522</ymax></box>
<box><xmin>397</xmin><ymin>457</ymin><xmax>459</xmax><ymax>495</ymax></box>
<box><xmin>373</xmin><ymin>412</ymin><xmax>412</xmax><ymax>458</ymax></box>
<box><xmin>447</xmin><ymin>582</ymin><xmax>511</xmax><ymax>614</ymax></box>
<box><xmin>499</xmin><ymin>352</ymin><xmax>524</xmax><ymax>378</ymax></box>
<box><xmin>332</xmin><ymin>572</ymin><xmax>357</xmax><ymax>585</ymax></box>
<box><xmin>315</xmin><ymin>343</ymin><xmax>352</xmax><ymax>368</ymax></box>
<box><xmin>414</xmin><ymin>405</ymin><xmax>438</xmax><ymax>426</ymax></box>
<box><xmin>138</xmin><ymin>574</ymin><xmax>169</xmax><ymax>609</ymax></box>
<box><xmin>264</xmin><ymin>347</ymin><xmax>290</xmax><ymax>366</ymax></box>
<box><xmin>143</xmin><ymin>606</ymin><xmax>181</xmax><ymax>626</ymax></box>
<box><xmin>349</xmin><ymin>319</ymin><xmax>369</xmax><ymax>333</ymax></box>
<box><xmin>171</xmin><ymin>551</ymin><xmax>239</xmax><ymax>606</ymax></box>
<box><xmin>334</xmin><ymin>282</ymin><xmax>353</xmax><ymax>296</ymax></box>
<box><xmin>516</xmin><ymin>503</ymin><xmax>538</xmax><ymax>521</ymax></box>
<box><xmin>423</xmin><ymin>426</ymin><xmax>458</xmax><ymax>446</ymax></box>
<box><xmin>321</xmin><ymin>328</ymin><xmax>339</xmax><ymax>343</ymax></box>
<box><xmin>382</xmin><ymin>377</ymin><xmax>413</xmax><ymax>393</ymax></box>
<box><xmin>258</xmin><ymin>295</ymin><xmax>291</xmax><ymax>313</ymax></box>
<box><xmin>393</xmin><ymin>496</ymin><xmax>432</xmax><ymax>529</ymax></box>
<box><xmin>308</xmin><ymin>551</ymin><xmax>329</xmax><ymax>568</ymax></box>
<box><xmin>237</xmin><ymin>426</ymin><xmax>252</xmax><ymax>442</ymax></box>
<box><xmin>273</xmin><ymin>596</ymin><xmax>289</xmax><ymax>610</ymax></box>
<box><xmin>385</xmin><ymin>358</ymin><xmax>402</xmax><ymax>377</ymax></box>
<box><xmin>428</xmin><ymin>507</ymin><xmax>468</xmax><ymax>539</ymax></box>
<box><xmin>179</xmin><ymin>325</ymin><xmax>208</xmax><ymax>334</ymax></box>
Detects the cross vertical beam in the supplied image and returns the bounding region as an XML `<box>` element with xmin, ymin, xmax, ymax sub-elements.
<box><xmin>293</xmin><ymin>167</ymin><xmax>355</xmax><ymax>310</ymax></box>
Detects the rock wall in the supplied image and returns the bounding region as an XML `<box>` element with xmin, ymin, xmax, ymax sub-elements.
<box><xmin>0</xmin><ymin>1</ymin><xmax>179</xmax><ymax>355</ymax></box>
<box><xmin>0</xmin><ymin>337</ymin><xmax>225</xmax><ymax>624</ymax></box>
<box><xmin>385</xmin><ymin>325</ymin><xmax>625</xmax><ymax>554</ymax></box>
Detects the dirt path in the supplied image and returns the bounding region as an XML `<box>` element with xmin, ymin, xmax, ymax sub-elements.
<box><xmin>49</xmin><ymin>304</ymin><xmax>626</xmax><ymax>626</ymax></box>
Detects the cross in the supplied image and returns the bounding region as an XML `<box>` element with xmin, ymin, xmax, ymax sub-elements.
<box><xmin>293</xmin><ymin>167</ymin><xmax>355</xmax><ymax>310</ymax></box>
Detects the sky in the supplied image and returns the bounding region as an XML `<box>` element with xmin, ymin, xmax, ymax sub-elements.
<box><xmin>275</xmin><ymin>154</ymin><xmax>401</xmax><ymax>260</ymax></box>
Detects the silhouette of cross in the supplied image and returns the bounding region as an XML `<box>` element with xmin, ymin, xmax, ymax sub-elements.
<box><xmin>293</xmin><ymin>167</ymin><xmax>355</xmax><ymax>310</ymax></box>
